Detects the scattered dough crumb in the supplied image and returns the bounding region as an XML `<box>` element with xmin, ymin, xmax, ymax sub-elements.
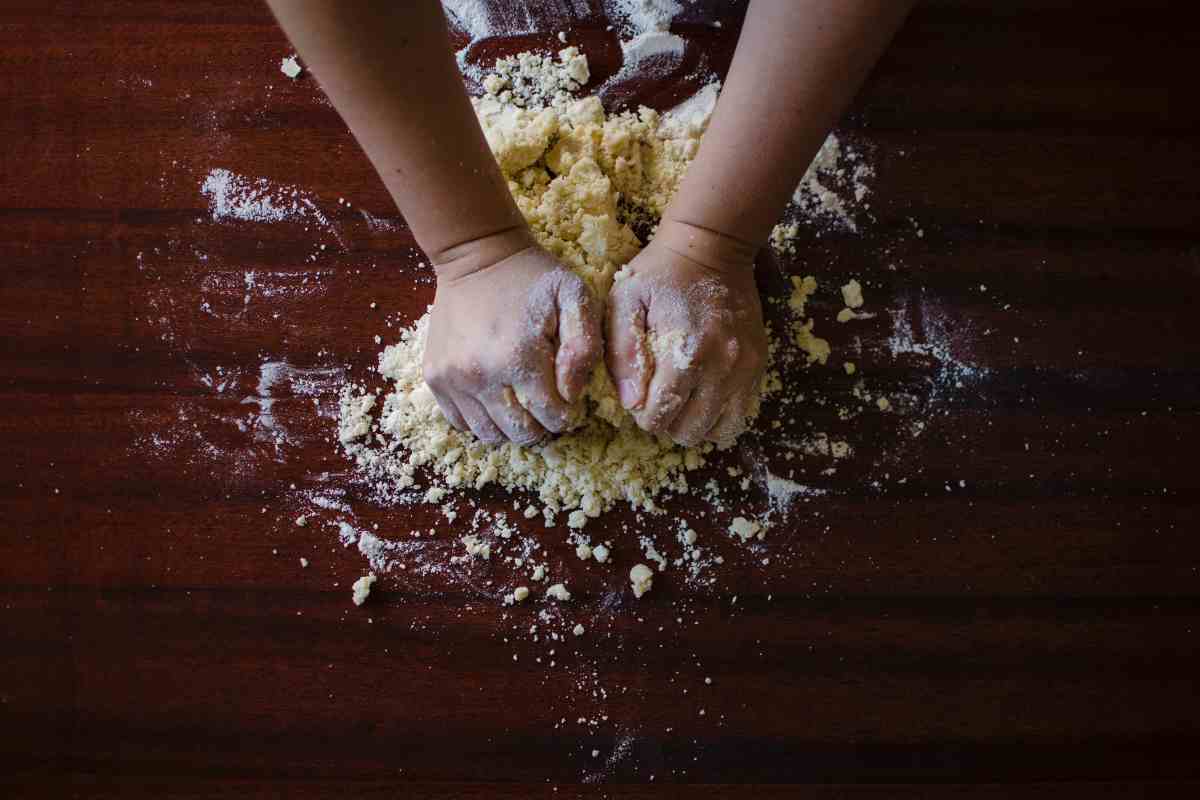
<box><xmin>351</xmin><ymin>574</ymin><xmax>376</xmax><ymax>606</ymax></box>
<box><xmin>280</xmin><ymin>55</ymin><xmax>302</xmax><ymax>79</ymax></box>
<box><xmin>546</xmin><ymin>583</ymin><xmax>572</xmax><ymax>602</ymax></box>
<box><xmin>572</xmin><ymin>623</ymin><xmax>585</xmax><ymax>636</ymax></box>
<box><xmin>729</xmin><ymin>516</ymin><xmax>765</xmax><ymax>542</ymax></box>
<box><xmin>841</xmin><ymin>279</ymin><xmax>864</xmax><ymax>309</ymax></box>
<box><xmin>461</xmin><ymin>535</ymin><xmax>491</xmax><ymax>560</ymax></box>
<box><xmin>629</xmin><ymin>563</ymin><xmax>654</xmax><ymax>598</ymax></box>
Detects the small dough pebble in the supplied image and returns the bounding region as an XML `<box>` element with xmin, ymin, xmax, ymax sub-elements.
<box><xmin>351</xmin><ymin>574</ymin><xmax>376</xmax><ymax>606</ymax></box>
<box><xmin>629</xmin><ymin>564</ymin><xmax>654</xmax><ymax>598</ymax></box>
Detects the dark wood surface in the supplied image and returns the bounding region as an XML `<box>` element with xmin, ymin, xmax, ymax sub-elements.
<box><xmin>3</xmin><ymin>1</ymin><xmax>1200</xmax><ymax>796</ymax></box>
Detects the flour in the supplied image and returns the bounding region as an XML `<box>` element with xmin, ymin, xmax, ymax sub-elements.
<box><xmin>648</xmin><ymin>329</ymin><xmax>695</xmax><ymax>371</ymax></box>
<box><xmin>604</xmin><ymin>0</ymin><xmax>682</xmax><ymax>36</ymax></box>
<box><xmin>200</xmin><ymin>168</ymin><xmax>336</xmax><ymax>234</ymax></box>
<box><xmin>616</xmin><ymin>30</ymin><xmax>686</xmax><ymax>78</ymax></box>
<box><xmin>770</xmin><ymin>134</ymin><xmax>875</xmax><ymax>249</ymax></box>
<box><xmin>445</xmin><ymin>0</ymin><xmax>592</xmax><ymax>84</ymax></box>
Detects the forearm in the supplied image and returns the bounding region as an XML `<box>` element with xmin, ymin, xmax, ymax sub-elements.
<box><xmin>265</xmin><ymin>0</ymin><xmax>528</xmax><ymax>273</ymax></box>
<box><xmin>665</xmin><ymin>0</ymin><xmax>914</xmax><ymax>250</ymax></box>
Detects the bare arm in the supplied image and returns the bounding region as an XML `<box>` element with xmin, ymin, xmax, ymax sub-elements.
<box><xmin>608</xmin><ymin>0</ymin><xmax>913</xmax><ymax>446</ymax></box>
<box><xmin>266</xmin><ymin>1</ymin><xmax>601</xmax><ymax>444</ymax></box>
<box><xmin>265</xmin><ymin>0</ymin><xmax>530</xmax><ymax>276</ymax></box>
<box><xmin>665</xmin><ymin>0</ymin><xmax>915</xmax><ymax>251</ymax></box>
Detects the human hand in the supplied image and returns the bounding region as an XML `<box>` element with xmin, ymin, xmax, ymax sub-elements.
<box><xmin>424</xmin><ymin>235</ymin><xmax>601</xmax><ymax>446</ymax></box>
<box><xmin>605</xmin><ymin>220</ymin><xmax>768</xmax><ymax>447</ymax></box>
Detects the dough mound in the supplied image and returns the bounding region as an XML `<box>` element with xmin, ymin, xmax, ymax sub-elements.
<box><xmin>340</xmin><ymin>61</ymin><xmax>729</xmax><ymax>520</ymax></box>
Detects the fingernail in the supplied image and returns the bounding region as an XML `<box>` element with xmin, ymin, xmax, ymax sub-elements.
<box><xmin>618</xmin><ymin>379</ymin><xmax>641</xmax><ymax>409</ymax></box>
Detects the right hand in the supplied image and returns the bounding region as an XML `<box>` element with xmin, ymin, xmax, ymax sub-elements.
<box><xmin>423</xmin><ymin>237</ymin><xmax>602</xmax><ymax>446</ymax></box>
<box><xmin>604</xmin><ymin>220</ymin><xmax>768</xmax><ymax>447</ymax></box>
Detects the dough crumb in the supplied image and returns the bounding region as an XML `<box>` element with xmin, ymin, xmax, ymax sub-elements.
<box><xmin>546</xmin><ymin>583</ymin><xmax>572</xmax><ymax>602</ymax></box>
<box><xmin>351</xmin><ymin>574</ymin><xmax>376</xmax><ymax>606</ymax></box>
<box><xmin>572</xmin><ymin>623</ymin><xmax>585</xmax><ymax>636</ymax></box>
<box><xmin>460</xmin><ymin>535</ymin><xmax>491</xmax><ymax>560</ymax></box>
<box><xmin>280</xmin><ymin>55</ymin><xmax>302</xmax><ymax>79</ymax></box>
<box><xmin>841</xmin><ymin>279</ymin><xmax>864</xmax><ymax>309</ymax></box>
<box><xmin>729</xmin><ymin>516</ymin><xmax>765</xmax><ymax>542</ymax></box>
<box><xmin>629</xmin><ymin>563</ymin><xmax>654</xmax><ymax>598</ymax></box>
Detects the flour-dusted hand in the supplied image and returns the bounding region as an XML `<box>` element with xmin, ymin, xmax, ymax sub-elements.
<box><xmin>424</xmin><ymin>241</ymin><xmax>601</xmax><ymax>446</ymax></box>
<box><xmin>606</xmin><ymin>220</ymin><xmax>768</xmax><ymax>447</ymax></box>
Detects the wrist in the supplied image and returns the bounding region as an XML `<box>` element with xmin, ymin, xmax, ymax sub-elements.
<box><xmin>430</xmin><ymin>225</ymin><xmax>537</xmax><ymax>283</ymax></box>
<box><xmin>652</xmin><ymin>217</ymin><xmax>759</xmax><ymax>275</ymax></box>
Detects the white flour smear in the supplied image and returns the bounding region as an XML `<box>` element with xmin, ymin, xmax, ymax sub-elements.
<box><xmin>200</xmin><ymin>168</ymin><xmax>345</xmax><ymax>250</ymax></box>
<box><xmin>889</xmin><ymin>295</ymin><xmax>989</xmax><ymax>395</ymax></box>
<box><xmin>603</xmin><ymin>0</ymin><xmax>682</xmax><ymax>36</ymax></box>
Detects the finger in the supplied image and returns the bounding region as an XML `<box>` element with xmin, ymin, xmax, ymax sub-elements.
<box><xmin>456</xmin><ymin>394</ymin><xmax>505</xmax><ymax>445</ymax></box>
<box><xmin>605</xmin><ymin>281</ymin><xmax>650</xmax><ymax>410</ymax></box>
<box><xmin>555</xmin><ymin>278</ymin><xmax>602</xmax><ymax>403</ymax></box>
<box><xmin>635</xmin><ymin>354</ymin><xmax>700</xmax><ymax>436</ymax></box>
<box><xmin>668</xmin><ymin>383</ymin><xmax>733</xmax><ymax>448</ymax></box>
<box><xmin>483</xmin><ymin>387</ymin><xmax>548</xmax><ymax>446</ymax></box>
<box><xmin>707</xmin><ymin>390</ymin><xmax>756</xmax><ymax>446</ymax></box>
<box><xmin>430</xmin><ymin>385</ymin><xmax>469</xmax><ymax>433</ymax></box>
<box><xmin>513</xmin><ymin>368</ymin><xmax>573</xmax><ymax>434</ymax></box>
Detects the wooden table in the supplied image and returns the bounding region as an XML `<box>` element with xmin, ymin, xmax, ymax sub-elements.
<box><xmin>3</xmin><ymin>1</ymin><xmax>1199</xmax><ymax>796</ymax></box>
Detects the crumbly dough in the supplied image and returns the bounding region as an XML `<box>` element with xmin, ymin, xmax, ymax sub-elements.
<box><xmin>728</xmin><ymin>516</ymin><xmax>764</xmax><ymax>542</ymax></box>
<box><xmin>629</xmin><ymin>563</ymin><xmax>654</xmax><ymax>598</ymax></box>
<box><xmin>351</xmin><ymin>574</ymin><xmax>376</xmax><ymax>606</ymax></box>
<box><xmin>280</xmin><ymin>55</ymin><xmax>302</xmax><ymax>79</ymax></box>
<box><xmin>840</xmin><ymin>279</ymin><xmax>864</xmax><ymax>309</ymax></box>
<box><xmin>338</xmin><ymin>49</ymin><xmax>819</xmax><ymax>522</ymax></box>
<box><xmin>339</xmin><ymin>52</ymin><xmax>730</xmax><ymax>517</ymax></box>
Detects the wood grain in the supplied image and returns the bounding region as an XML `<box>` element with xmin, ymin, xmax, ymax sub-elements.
<box><xmin>3</xmin><ymin>1</ymin><xmax>1200</xmax><ymax>797</ymax></box>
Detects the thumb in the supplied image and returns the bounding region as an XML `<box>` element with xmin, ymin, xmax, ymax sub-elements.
<box><xmin>554</xmin><ymin>276</ymin><xmax>601</xmax><ymax>403</ymax></box>
<box><xmin>605</xmin><ymin>279</ymin><xmax>650</xmax><ymax>410</ymax></box>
